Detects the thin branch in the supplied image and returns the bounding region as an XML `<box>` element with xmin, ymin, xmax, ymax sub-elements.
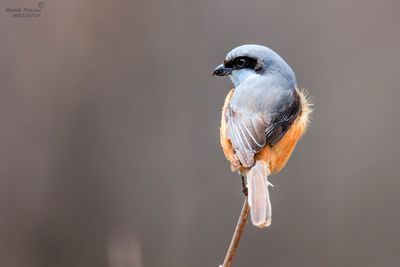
<box><xmin>220</xmin><ymin>198</ymin><xmax>250</xmax><ymax>267</ymax></box>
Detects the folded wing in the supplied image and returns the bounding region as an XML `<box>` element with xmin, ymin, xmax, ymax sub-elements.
<box><xmin>226</xmin><ymin>106</ymin><xmax>266</xmax><ymax>167</ymax></box>
<box><xmin>225</xmin><ymin>91</ymin><xmax>300</xmax><ymax>167</ymax></box>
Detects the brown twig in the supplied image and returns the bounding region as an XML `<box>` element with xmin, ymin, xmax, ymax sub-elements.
<box><xmin>220</xmin><ymin>198</ymin><xmax>250</xmax><ymax>267</ymax></box>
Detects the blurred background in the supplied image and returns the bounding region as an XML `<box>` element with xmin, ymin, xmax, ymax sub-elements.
<box><xmin>1</xmin><ymin>0</ymin><xmax>400</xmax><ymax>266</ymax></box>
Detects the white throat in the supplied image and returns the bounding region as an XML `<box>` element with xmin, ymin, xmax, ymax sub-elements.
<box><xmin>229</xmin><ymin>69</ymin><xmax>258</xmax><ymax>87</ymax></box>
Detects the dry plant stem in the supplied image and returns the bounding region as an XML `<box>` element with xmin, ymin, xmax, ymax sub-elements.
<box><xmin>220</xmin><ymin>198</ymin><xmax>250</xmax><ymax>267</ymax></box>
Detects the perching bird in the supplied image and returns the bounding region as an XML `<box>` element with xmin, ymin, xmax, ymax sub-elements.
<box><xmin>213</xmin><ymin>44</ymin><xmax>312</xmax><ymax>228</ymax></box>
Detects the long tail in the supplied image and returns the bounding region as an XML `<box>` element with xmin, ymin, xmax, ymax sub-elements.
<box><xmin>246</xmin><ymin>160</ymin><xmax>272</xmax><ymax>228</ymax></box>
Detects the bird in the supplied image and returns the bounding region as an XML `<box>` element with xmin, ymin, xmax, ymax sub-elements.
<box><xmin>213</xmin><ymin>44</ymin><xmax>312</xmax><ymax>228</ymax></box>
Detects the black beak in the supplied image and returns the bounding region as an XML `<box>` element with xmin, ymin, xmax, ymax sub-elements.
<box><xmin>213</xmin><ymin>64</ymin><xmax>232</xmax><ymax>76</ymax></box>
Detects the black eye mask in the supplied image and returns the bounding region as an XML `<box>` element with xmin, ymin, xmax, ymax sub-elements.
<box><xmin>224</xmin><ymin>56</ymin><xmax>258</xmax><ymax>70</ymax></box>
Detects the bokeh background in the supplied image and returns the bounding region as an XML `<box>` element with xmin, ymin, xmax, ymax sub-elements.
<box><xmin>1</xmin><ymin>0</ymin><xmax>400</xmax><ymax>266</ymax></box>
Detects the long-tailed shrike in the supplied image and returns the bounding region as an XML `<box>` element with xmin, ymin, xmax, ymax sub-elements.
<box><xmin>213</xmin><ymin>44</ymin><xmax>312</xmax><ymax>228</ymax></box>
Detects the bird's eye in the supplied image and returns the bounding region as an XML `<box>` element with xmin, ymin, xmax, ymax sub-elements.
<box><xmin>237</xmin><ymin>58</ymin><xmax>246</xmax><ymax>68</ymax></box>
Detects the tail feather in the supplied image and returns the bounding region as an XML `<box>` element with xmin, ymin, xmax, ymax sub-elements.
<box><xmin>247</xmin><ymin>160</ymin><xmax>272</xmax><ymax>228</ymax></box>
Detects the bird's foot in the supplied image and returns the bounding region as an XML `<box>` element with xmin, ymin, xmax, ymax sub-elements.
<box><xmin>241</xmin><ymin>176</ymin><xmax>248</xmax><ymax>196</ymax></box>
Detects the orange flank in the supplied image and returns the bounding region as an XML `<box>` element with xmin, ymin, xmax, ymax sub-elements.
<box><xmin>220</xmin><ymin>89</ymin><xmax>236</xmax><ymax>168</ymax></box>
<box><xmin>220</xmin><ymin>88</ymin><xmax>311</xmax><ymax>174</ymax></box>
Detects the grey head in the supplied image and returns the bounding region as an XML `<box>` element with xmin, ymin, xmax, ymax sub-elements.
<box><xmin>213</xmin><ymin>44</ymin><xmax>297</xmax><ymax>89</ymax></box>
